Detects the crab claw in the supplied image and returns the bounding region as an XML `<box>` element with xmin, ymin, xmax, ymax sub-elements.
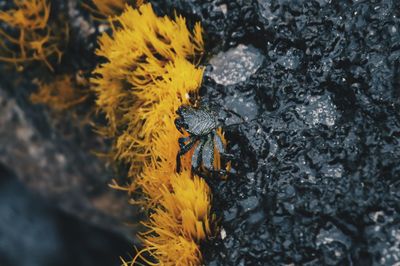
<box><xmin>175</xmin><ymin>110</ymin><xmax>191</xmax><ymax>133</ymax></box>
<box><xmin>174</xmin><ymin>117</ymin><xmax>185</xmax><ymax>133</ymax></box>
<box><xmin>176</xmin><ymin>105</ymin><xmax>186</xmax><ymax>116</ymax></box>
<box><xmin>202</xmin><ymin>136</ymin><xmax>214</xmax><ymax>171</ymax></box>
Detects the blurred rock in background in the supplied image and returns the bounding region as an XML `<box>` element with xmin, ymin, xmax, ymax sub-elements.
<box><xmin>0</xmin><ymin>164</ymin><xmax>132</xmax><ymax>266</ymax></box>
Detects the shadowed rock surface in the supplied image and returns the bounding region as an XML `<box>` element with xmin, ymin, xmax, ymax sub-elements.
<box><xmin>0</xmin><ymin>89</ymin><xmax>138</xmax><ymax>236</ymax></box>
<box><xmin>0</xmin><ymin>165</ymin><xmax>133</xmax><ymax>266</ymax></box>
<box><xmin>155</xmin><ymin>0</ymin><xmax>400</xmax><ymax>265</ymax></box>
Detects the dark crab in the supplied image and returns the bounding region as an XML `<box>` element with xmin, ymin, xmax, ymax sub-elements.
<box><xmin>175</xmin><ymin>105</ymin><xmax>226</xmax><ymax>173</ymax></box>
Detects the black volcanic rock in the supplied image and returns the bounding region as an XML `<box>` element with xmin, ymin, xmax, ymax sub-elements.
<box><xmin>155</xmin><ymin>0</ymin><xmax>400</xmax><ymax>265</ymax></box>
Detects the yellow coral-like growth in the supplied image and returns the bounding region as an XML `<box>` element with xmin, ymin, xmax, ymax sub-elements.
<box><xmin>131</xmin><ymin>171</ymin><xmax>211</xmax><ymax>266</ymax></box>
<box><xmin>92</xmin><ymin>3</ymin><xmax>204</xmax><ymax>175</ymax></box>
<box><xmin>91</xmin><ymin>0</ymin><xmax>127</xmax><ymax>15</ymax></box>
<box><xmin>0</xmin><ymin>0</ymin><xmax>65</xmax><ymax>71</ymax></box>
<box><xmin>83</xmin><ymin>0</ymin><xmax>143</xmax><ymax>18</ymax></box>
<box><xmin>30</xmin><ymin>75</ymin><xmax>88</xmax><ymax>111</ymax></box>
<box><xmin>92</xmin><ymin>3</ymin><xmax>225</xmax><ymax>265</ymax></box>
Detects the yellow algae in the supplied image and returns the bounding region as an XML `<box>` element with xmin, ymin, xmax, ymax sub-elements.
<box><xmin>92</xmin><ymin>3</ymin><xmax>204</xmax><ymax>174</ymax></box>
<box><xmin>82</xmin><ymin>0</ymin><xmax>143</xmax><ymax>18</ymax></box>
<box><xmin>127</xmin><ymin>172</ymin><xmax>212</xmax><ymax>266</ymax></box>
<box><xmin>0</xmin><ymin>0</ymin><xmax>66</xmax><ymax>71</ymax></box>
<box><xmin>30</xmin><ymin>74</ymin><xmax>89</xmax><ymax>112</ymax></box>
<box><xmin>91</xmin><ymin>3</ymin><xmax>226</xmax><ymax>265</ymax></box>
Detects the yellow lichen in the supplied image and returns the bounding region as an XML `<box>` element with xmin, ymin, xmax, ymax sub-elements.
<box><xmin>92</xmin><ymin>3</ymin><xmax>225</xmax><ymax>265</ymax></box>
<box><xmin>91</xmin><ymin>0</ymin><xmax>127</xmax><ymax>15</ymax></box>
<box><xmin>92</xmin><ymin>3</ymin><xmax>204</xmax><ymax>175</ymax></box>
<box><xmin>30</xmin><ymin>74</ymin><xmax>89</xmax><ymax>112</ymax></box>
<box><xmin>83</xmin><ymin>0</ymin><xmax>144</xmax><ymax>18</ymax></box>
<box><xmin>129</xmin><ymin>171</ymin><xmax>211</xmax><ymax>266</ymax></box>
<box><xmin>0</xmin><ymin>0</ymin><xmax>66</xmax><ymax>71</ymax></box>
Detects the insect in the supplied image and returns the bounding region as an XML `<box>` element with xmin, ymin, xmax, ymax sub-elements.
<box><xmin>175</xmin><ymin>105</ymin><xmax>227</xmax><ymax>173</ymax></box>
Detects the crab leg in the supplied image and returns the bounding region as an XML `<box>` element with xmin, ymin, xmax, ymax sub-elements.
<box><xmin>202</xmin><ymin>134</ymin><xmax>214</xmax><ymax>170</ymax></box>
<box><xmin>191</xmin><ymin>138</ymin><xmax>205</xmax><ymax>170</ymax></box>
<box><xmin>176</xmin><ymin>137</ymin><xmax>198</xmax><ymax>172</ymax></box>
<box><xmin>214</xmin><ymin>133</ymin><xmax>225</xmax><ymax>154</ymax></box>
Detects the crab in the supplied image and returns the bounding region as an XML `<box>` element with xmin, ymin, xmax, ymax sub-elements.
<box><xmin>175</xmin><ymin>105</ymin><xmax>226</xmax><ymax>173</ymax></box>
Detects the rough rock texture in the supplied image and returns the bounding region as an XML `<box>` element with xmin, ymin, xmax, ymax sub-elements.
<box><xmin>207</xmin><ymin>44</ymin><xmax>265</xmax><ymax>86</ymax></box>
<box><xmin>157</xmin><ymin>0</ymin><xmax>400</xmax><ymax>265</ymax></box>
<box><xmin>0</xmin><ymin>89</ymin><xmax>138</xmax><ymax>239</ymax></box>
<box><xmin>0</xmin><ymin>165</ymin><xmax>132</xmax><ymax>266</ymax></box>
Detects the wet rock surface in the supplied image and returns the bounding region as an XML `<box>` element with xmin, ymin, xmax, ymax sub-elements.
<box><xmin>207</xmin><ymin>44</ymin><xmax>265</xmax><ymax>86</ymax></box>
<box><xmin>160</xmin><ymin>0</ymin><xmax>400</xmax><ymax>265</ymax></box>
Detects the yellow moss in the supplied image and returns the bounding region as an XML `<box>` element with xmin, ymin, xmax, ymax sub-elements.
<box><xmin>91</xmin><ymin>0</ymin><xmax>127</xmax><ymax>15</ymax></box>
<box><xmin>83</xmin><ymin>0</ymin><xmax>144</xmax><ymax>19</ymax></box>
<box><xmin>92</xmin><ymin>3</ymin><xmax>204</xmax><ymax>174</ymax></box>
<box><xmin>135</xmin><ymin>129</ymin><xmax>192</xmax><ymax>207</ymax></box>
<box><xmin>0</xmin><ymin>0</ymin><xmax>49</xmax><ymax>29</ymax></box>
<box><xmin>30</xmin><ymin>74</ymin><xmax>89</xmax><ymax>111</ymax></box>
<box><xmin>0</xmin><ymin>0</ymin><xmax>66</xmax><ymax>71</ymax></box>
<box><xmin>91</xmin><ymin>3</ymin><xmax>225</xmax><ymax>266</ymax></box>
<box><xmin>128</xmin><ymin>171</ymin><xmax>211</xmax><ymax>266</ymax></box>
